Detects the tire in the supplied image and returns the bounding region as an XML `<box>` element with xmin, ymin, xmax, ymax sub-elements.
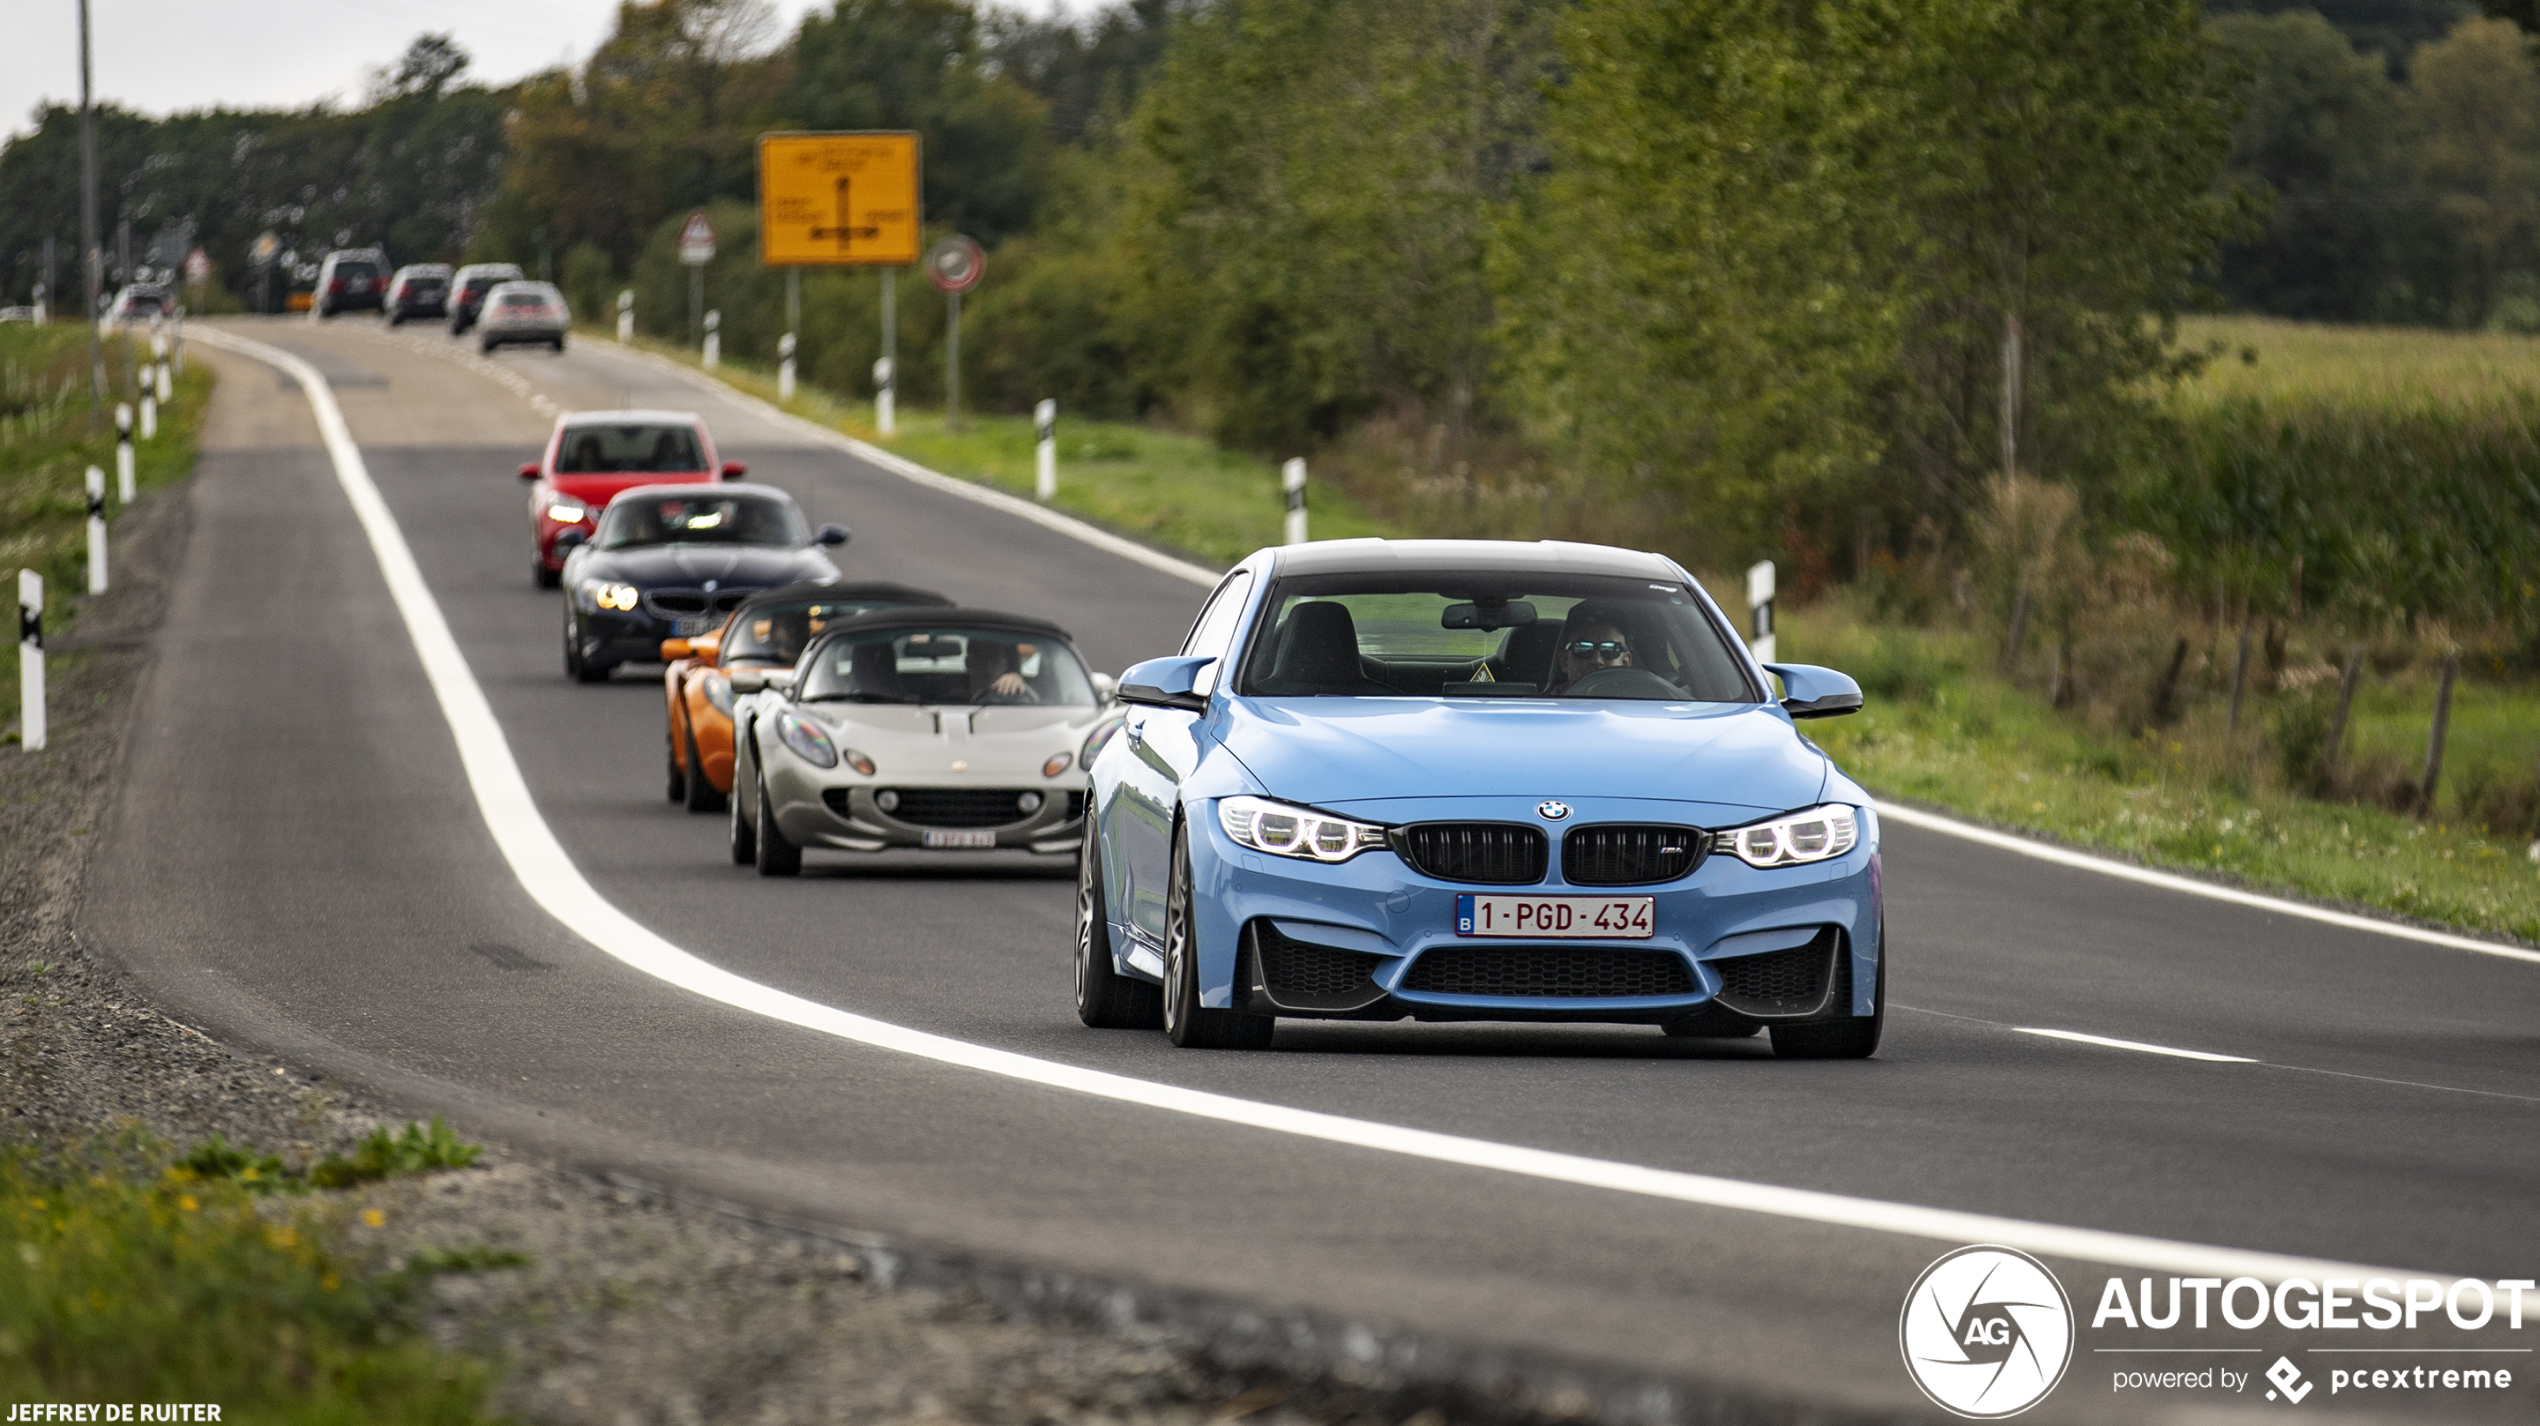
<box><xmin>665</xmin><ymin>714</ymin><xmax>688</xmax><ymax>803</ymax></box>
<box><xmin>728</xmin><ymin>731</ymin><xmax>758</xmax><ymax>865</ymax></box>
<box><xmin>1769</xmin><ymin>922</ymin><xmax>1884</xmax><ymax>1060</ymax></box>
<box><xmin>388</xmin><ymin>314</ymin><xmax>402</xmax><ymax>328</ymax></box>
<box><xmin>1075</xmin><ymin>818</ymin><xmax>1163</xmax><ymax>1029</ymax></box>
<box><xmin>553</xmin><ymin>336</ymin><xmax>567</xmax><ymax>353</ymax></box>
<box><xmin>753</xmin><ymin>762</ymin><xmax>801</xmax><ymax>877</ymax></box>
<box><xmin>683</xmin><ymin>716</ymin><xmax>726</xmax><ymax>813</ymax></box>
<box><xmin>1160</xmin><ymin>821</ymin><xmax>1273</xmax><ymax>1049</ymax></box>
<box><xmin>481</xmin><ymin>339</ymin><xmax>497</xmax><ymax>355</ymax></box>
<box><xmin>534</xmin><ymin>559</ymin><xmax>561</xmax><ymax>590</ymax></box>
<box><xmin>566</xmin><ymin>613</ymin><xmax>609</xmax><ymax>683</ymax></box>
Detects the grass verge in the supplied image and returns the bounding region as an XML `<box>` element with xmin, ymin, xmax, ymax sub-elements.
<box><xmin>0</xmin><ymin>1124</ymin><xmax>501</xmax><ymax>1417</ymax></box>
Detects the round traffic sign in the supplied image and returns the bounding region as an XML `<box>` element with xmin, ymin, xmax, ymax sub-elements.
<box><xmin>925</xmin><ymin>235</ymin><xmax>984</xmax><ymax>295</ymax></box>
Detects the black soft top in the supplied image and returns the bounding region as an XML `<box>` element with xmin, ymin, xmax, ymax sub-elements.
<box><xmin>800</xmin><ymin>606</ymin><xmax>1077</xmax><ymax>661</ymax></box>
<box><xmin>730</xmin><ymin>580</ymin><xmax>951</xmax><ymax>618</ymax></box>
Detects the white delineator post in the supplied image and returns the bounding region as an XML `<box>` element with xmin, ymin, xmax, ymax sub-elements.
<box><xmin>139</xmin><ymin>386</ymin><xmax>156</xmax><ymax>441</ymax></box>
<box><xmin>16</xmin><ymin>571</ymin><xmax>43</xmax><ymax>752</ymax></box>
<box><xmin>1035</xmin><ymin>399</ymin><xmax>1056</xmax><ymax>501</ymax></box>
<box><xmin>114</xmin><ymin>403</ymin><xmax>134</xmax><ymax>502</ymax></box>
<box><xmin>85</xmin><ymin>467</ymin><xmax>108</xmax><ymax>593</ymax></box>
<box><xmin>151</xmin><ymin>330</ymin><xmax>170</xmax><ymax>402</ymax></box>
<box><xmin>778</xmin><ymin>333</ymin><xmax>797</xmax><ymax>403</ymax></box>
<box><xmin>873</xmin><ymin>357</ymin><xmax>894</xmax><ymax>435</ymax></box>
<box><xmin>1746</xmin><ymin>559</ymin><xmax>1776</xmax><ymax>665</ymax></box>
<box><xmin>1282</xmin><ymin>458</ymin><xmax>1308</xmax><ymax>546</ymax></box>
<box><xmin>702</xmin><ymin>310</ymin><xmax>720</xmax><ymax>370</ymax></box>
<box><xmin>616</xmin><ymin>290</ymin><xmax>634</xmax><ymax>344</ymax></box>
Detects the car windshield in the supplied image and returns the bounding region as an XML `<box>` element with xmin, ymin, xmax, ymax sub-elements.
<box><xmin>800</xmin><ymin>628</ymin><xmax>1096</xmax><ymax>706</ymax></box>
<box><xmin>557</xmin><ymin>424</ymin><xmax>705</xmax><ymax>473</ymax></box>
<box><xmin>596</xmin><ymin>494</ymin><xmax>804</xmax><ymax>549</ymax></box>
<box><xmin>1236</xmin><ymin>572</ymin><xmax>1759</xmax><ymax>702</ymax></box>
<box><xmin>721</xmin><ymin>599</ymin><xmax>926</xmax><ymax>663</ymax></box>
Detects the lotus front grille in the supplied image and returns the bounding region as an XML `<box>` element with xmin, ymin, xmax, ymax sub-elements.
<box><xmin>1561</xmin><ymin>824</ymin><xmax>1707</xmax><ymax>886</ymax></box>
<box><xmin>874</xmin><ymin>788</ymin><xmax>1046</xmax><ymax>828</ymax></box>
<box><xmin>1393</xmin><ymin>823</ymin><xmax>1547</xmax><ymax>885</ymax></box>
<box><xmin>1401</xmin><ymin>945</ymin><xmax>1694</xmax><ymax>998</ymax></box>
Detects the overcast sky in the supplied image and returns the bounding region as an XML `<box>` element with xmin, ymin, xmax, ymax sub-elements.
<box><xmin>1</xmin><ymin>0</ymin><xmax>1100</xmax><ymax>142</ymax></box>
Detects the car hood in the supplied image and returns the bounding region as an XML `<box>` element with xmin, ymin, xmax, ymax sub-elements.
<box><xmin>582</xmin><ymin>543</ymin><xmax>837</xmax><ymax>588</ymax></box>
<box><xmin>793</xmin><ymin>701</ymin><xmax>1104</xmax><ymax>779</ymax></box>
<box><xmin>1214</xmin><ymin>697</ymin><xmax>1825</xmax><ymax>815</ymax></box>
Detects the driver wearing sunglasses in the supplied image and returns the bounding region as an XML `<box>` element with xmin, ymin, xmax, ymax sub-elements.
<box><xmin>1546</xmin><ymin>610</ymin><xmax>1632</xmax><ymax>694</ymax></box>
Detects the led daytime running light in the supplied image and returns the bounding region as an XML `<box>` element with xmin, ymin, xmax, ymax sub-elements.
<box><xmin>1722</xmin><ymin>804</ymin><xmax>1859</xmax><ymax>868</ymax></box>
<box><xmin>1218</xmin><ymin>795</ymin><xmax>1387</xmax><ymax>863</ymax></box>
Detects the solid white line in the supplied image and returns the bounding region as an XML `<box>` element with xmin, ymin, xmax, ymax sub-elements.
<box><xmin>1877</xmin><ymin>803</ymin><xmax>2540</xmax><ymax>966</ymax></box>
<box><xmin>192</xmin><ymin>323</ymin><xmax>2456</xmax><ymax>1289</ymax></box>
<box><xmin>2014</xmin><ymin>1028</ymin><xmax>2256</xmax><ymax>1063</ymax></box>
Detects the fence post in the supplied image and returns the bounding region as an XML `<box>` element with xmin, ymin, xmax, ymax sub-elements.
<box><xmin>2149</xmin><ymin>636</ymin><xmax>2190</xmax><ymax>726</ymax></box>
<box><xmin>85</xmin><ymin>467</ymin><xmax>107</xmax><ymax>593</ymax></box>
<box><xmin>15</xmin><ymin>571</ymin><xmax>41</xmax><ymax>752</ymax></box>
<box><xmin>1747</xmin><ymin>560</ymin><xmax>1777</xmax><ymax>664</ymax></box>
<box><xmin>115</xmin><ymin>402</ymin><xmax>135</xmax><ymax>502</ymax></box>
<box><xmin>1035</xmin><ymin>400</ymin><xmax>1057</xmax><ymax>501</ymax></box>
<box><xmin>2227</xmin><ymin>621</ymin><xmax>2253</xmax><ymax>734</ymax></box>
<box><xmin>2419</xmin><ymin>651</ymin><xmax>2459</xmax><ymax>817</ymax></box>
<box><xmin>1282</xmin><ymin>458</ymin><xmax>1308</xmax><ymax>546</ymax></box>
<box><xmin>702</xmin><ymin>310</ymin><xmax>720</xmax><ymax>370</ymax></box>
<box><xmin>778</xmin><ymin>333</ymin><xmax>797</xmax><ymax>403</ymax></box>
<box><xmin>2320</xmin><ymin>646</ymin><xmax>2365</xmax><ymax>782</ymax></box>
<box><xmin>616</xmin><ymin>290</ymin><xmax>634</xmax><ymax>345</ymax></box>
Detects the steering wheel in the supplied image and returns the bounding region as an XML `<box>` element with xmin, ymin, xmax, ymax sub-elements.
<box><xmin>1562</xmin><ymin>666</ymin><xmax>1687</xmax><ymax>700</ymax></box>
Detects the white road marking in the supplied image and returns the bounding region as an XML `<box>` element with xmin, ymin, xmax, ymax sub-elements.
<box><xmin>1879</xmin><ymin>803</ymin><xmax>2540</xmax><ymax>966</ymax></box>
<box><xmin>2013</xmin><ymin>1028</ymin><xmax>2256</xmax><ymax>1063</ymax></box>
<box><xmin>192</xmin><ymin>323</ymin><xmax>2459</xmax><ymax>1288</ymax></box>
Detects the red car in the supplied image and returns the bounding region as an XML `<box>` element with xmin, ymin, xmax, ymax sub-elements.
<box><xmin>522</xmin><ymin>410</ymin><xmax>746</xmax><ymax>588</ymax></box>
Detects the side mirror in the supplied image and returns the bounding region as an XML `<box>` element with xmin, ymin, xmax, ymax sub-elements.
<box><xmin>1762</xmin><ymin>663</ymin><xmax>1864</xmax><ymax>719</ymax></box>
<box><xmin>660</xmin><ymin>638</ymin><xmax>693</xmax><ymax>662</ymax></box>
<box><xmin>552</xmin><ymin>528</ymin><xmax>588</xmax><ymax>554</ymax></box>
<box><xmin>815</xmin><ymin>524</ymin><xmax>850</xmax><ymax>547</ymax></box>
<box><xmin>1116</xmin><ymin>655</ymin><xmax>1215</xmax><ymax>713</ymax></box>
<box><xmin>691</xmin><ymin>633</ymin><xmax>720</xmax><ymax>663</ymax></box>
<box><xmin>1091</xmin><ymin>672</ymin><xmax>1119</xmax><ymax>703</ymax></box>
<box><xmin>722</xmin><ymin>462</ymin><xmax>748</xmax><ymax>480</ymax></box>
<box><xmin>518</xmin><ymin>462</ymin><xmax>541</xmax><ymax>481</ymax></box>
<box><xmin>730</xmin><ymin>667</ymin><xmax>795</xmax><ymax>696</ymax></box>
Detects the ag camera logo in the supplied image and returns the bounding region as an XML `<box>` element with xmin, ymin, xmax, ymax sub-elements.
<box><xmin>1900</xmin><ymin>1245</ymin><xmax>2076</xmax><ymax>1418</ymax></box>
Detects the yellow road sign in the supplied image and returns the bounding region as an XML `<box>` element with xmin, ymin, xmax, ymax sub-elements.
<box><xmin>758</xmin><ymin>132</ymin><xmax>922</xmax><ymax>267</ymax></box>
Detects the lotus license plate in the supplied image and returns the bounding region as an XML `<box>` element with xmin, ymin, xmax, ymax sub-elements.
<box><xmin>923</xmin><ymin>829</ymin><xmax>997</xmax><ymax>850</ymax></box>
<box><xmin>1455</xmin><ymin>893</ymin><xmax>1653</xmax><ymax>939</ymax></box>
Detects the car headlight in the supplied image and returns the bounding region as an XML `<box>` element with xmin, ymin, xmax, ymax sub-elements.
<box><xmin>1079</xmin><ymin>713</ymin><xmax>1126</xmax><ymax>768</ymax></box>
<box><xmin>1218</xmin><ymin>795</ymin><xmax>1388</xmax><ymax>863</ymax></box>
<box><xmin>700</xmin><ymin>671</ymin><xmax>734</xmax><ymax>716</ymax></box>
<box><xmin>1720</xmin><ymin>804</ymin><xmax>1859</xmax><ymax>868</ymax></box>
<box><xmin>580</xmin><ymin>579</ymin><xmax>639</xmax><ymax>612</ymax></box>
<box><xmin>773</xmin><ymin>709</ymin><xmax>838</xmax><ymax>768</ymax></box>
<box><xmin>546</xmin><ymin>501</ymin><xmax>587</xmax><ymax>524</ymax></box>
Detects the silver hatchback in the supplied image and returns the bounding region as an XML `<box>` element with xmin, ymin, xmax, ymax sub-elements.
<box><xmin>478</xmin><ymin>280</ymin><xmax>570</xmax><ymax>353</ymax></box>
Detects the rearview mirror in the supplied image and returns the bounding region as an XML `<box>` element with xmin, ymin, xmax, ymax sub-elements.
<box><xmin>1091</xmin><ymin>672</ymin><xmax>1118</xmax><ymax>702</ymax></box>
<box><xmin>1440</xmin><ymin>600</ymin><xmax>1536</xmax><ymax>631</ymax></box>
<box><xmin>518</xmin><ymin>462</ymin><xmax>541</xmax><ymax>481</ymax></box>
<box><xmin>815</xmin><ymin>523</ymin><xmax>850</xmax><ymax>547</ymax></box>
<box><xmin>722</xmin><ymin>461</ymin><xmax>748</xmax><ymax>480</ymax></box>
<box><xmin>729</xmin><ymin>667</ymin><xmax>795</xmax><ymax>695</ymax></box>
<box><xmin>1762</xmin><ymin>663</ymin><xmax>1864</xmax><ymax>719</ymax></box>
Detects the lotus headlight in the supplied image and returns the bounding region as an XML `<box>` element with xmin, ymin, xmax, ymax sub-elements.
<box><xmin>546</xmin><ymin>500</ymin><xmax>588</xmax><ymax>524</ymax></box>
<box><xmin>1218</xmin><ymin>795</ymin><xmax>1388</xmax><ymax>863</ymax></box>
<box><xmin>1721</xmin><ymin>804</ymin><xmax>1859</xmax><ymax>868</ymax></box>
<box><xmin>700</xmin><ymin>671</ymin><xmax>734</xmax><ymax>716</ymax></box>
<box><xmin>1079</xmin><ymin>713</ymin><xmax>1126</xmax><ymax>768</ymax></box>
<box><xmin>773</xmin><ymin>709</ymin><xmax>838</xmax><ymax>768</ymax></box>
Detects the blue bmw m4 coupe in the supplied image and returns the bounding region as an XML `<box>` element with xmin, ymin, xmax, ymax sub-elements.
<box><xmin>1075</xmin><ymin>538</ymin><xmax>1883</xmax><ymax>1057</ymax></box>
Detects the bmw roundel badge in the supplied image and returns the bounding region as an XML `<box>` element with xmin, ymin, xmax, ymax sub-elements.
<box><xmin>1537</xmin><ymin>800</ymin><xmax>1571</xmax><ymax>821</ymax></box>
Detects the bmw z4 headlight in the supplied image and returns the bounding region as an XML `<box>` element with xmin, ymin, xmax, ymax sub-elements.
<box><xmin>773</xmin><ymin>709</ymin><xmax>838</xmax><ymax>768</ymax></box>
<box><xmin>579</xmin><ymin>579</ymin><xmax>640</xmax><ymax>612</ymax></box>
<box><xmin>1721</xmin><ymin>803</ymin><xmax>1860</xmax><ymax>868</ymax></box>
<box><xmin>700</xmin><ymin>671</ymin><xmax>734</xmax><ymax>716</ymax></box>
<box><xmin>1218</xmin><ymin>795</ymin><xmax>1388</xmax><ymax>863</ymax></box>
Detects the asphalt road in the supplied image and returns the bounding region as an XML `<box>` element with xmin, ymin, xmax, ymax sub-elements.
<box><xmin>84</xmin><ymin>317</ymin><xmax>2540</xmax><ymax>1422</ymax></box>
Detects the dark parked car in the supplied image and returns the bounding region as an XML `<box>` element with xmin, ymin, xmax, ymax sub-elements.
<box><xmin>386</xmin><ymin>265</ymin><xmax>452</xmax><ymax>325</ymax></box>
<box><xmin>448</xmin><ymin>263</ymin><xmax>523</xmax><ymax>335</ymax></box>
<box><xmin>315</xmin><ymin>249</ymin><xmax>389</xmax><ymax>317</ymax></box>
<box><xmin>557</xmin><ymin>483</ymin><xmax>849</xmax><ymax>683</ymax></box>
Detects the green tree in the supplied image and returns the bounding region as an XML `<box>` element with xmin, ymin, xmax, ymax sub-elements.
<box><xmin>2405</xmin><ymin>14</ymin><xmax>2540</xmax><ymax>324</ymax></box>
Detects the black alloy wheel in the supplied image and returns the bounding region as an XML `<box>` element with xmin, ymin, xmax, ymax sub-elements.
<box><xmin>1768</xmin><ymin>919</ymin><xmax>1885</xmax><ymax>1060</ymax></box>
<box><xmin>567</xmin><ymin>612</ymin><xmax>609</xmax><ymax>683</ymax></box>
<box><xmin>683</xmin><ymin>716</ymin><xmax>725</xmax><ymax>813</ymax></box>
<box><xmin>1075</xmin><ymin>818</ymin><xmax>1163</xmax><ymax>1029</ymax></box>
<box><xmin>727</xmin><ymin>732</ymin><xmax>758</xmax><ymax>865</ymax></box>
<box><xmin>753</xmin><ymin>762</ymin><xmax>801</xmax><ymax>877</ymax></box>
<box><xmin>534</xmin><ymin>557</ymin><xmax>560</xmax><ymax>591</ymax></box>
<box><xmin>1160</xmin><ymin>822</ymin><xmax>1273</xmax><ymax>1050</ymax></box>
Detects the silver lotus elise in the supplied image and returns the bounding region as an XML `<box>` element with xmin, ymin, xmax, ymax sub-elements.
<box><xmin>727</xmin><ymin>608</ymin><xmax>1123</xmax><ymax>875</ymax></box>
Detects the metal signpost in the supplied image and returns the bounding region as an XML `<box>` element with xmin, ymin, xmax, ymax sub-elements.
<box><xmin>926</xmin><ymin>235</ymin><xmax>983</xmax><ymax>431</ymax></box>
<box><xmin>678</xmin><ymin>210</ymin><xmax>716</xmax><ymax>347</ymax></box>
<box><xmin>757</xmin><ymin>132</ymin><xmax>922</xmax><ymax>434</ymax></box>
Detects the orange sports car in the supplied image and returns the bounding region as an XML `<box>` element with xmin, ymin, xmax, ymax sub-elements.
<box><xmin>663</xmin><ymin>580</ymin><xmax>953</xmax><ymax>811</ymax></box>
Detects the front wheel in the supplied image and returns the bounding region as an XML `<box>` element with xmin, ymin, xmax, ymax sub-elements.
<box><xmin>728</xmin><ymin>732</ymin><xmax>758</xmax><ymax>865</ymax></box>
<box><xmin>664</xmin><ymin>715</ymin><xmax>687</xmax><ymax>803</ymax></box>
<box><xmin>1769</xmin><ymin>922</ymin><xmax>1884</xmax><ymax>1060</ymax></box>
<box><xmin>534</xmin><ymin>557</ymin><xmax>561</xmax><ymax>590</ymax></box>
<box><xmin>753</xmin><ymin>763</ymin><xmax>801</xmax><ymax>877</ymax></box>
<box><xmin>1076</xmin><ymin>818</ymin><xmax>1162</xmax><ymax>1029</ymax></box>
<box><xmin>1160</xmin><ymin>821</ymin><xmax>1272</xmax><ymax>1049</ymax></box>
<box><xmin>683</xmin><ymin>716</ymin><xmax>725</xmax><ymax>813</ymax></box>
